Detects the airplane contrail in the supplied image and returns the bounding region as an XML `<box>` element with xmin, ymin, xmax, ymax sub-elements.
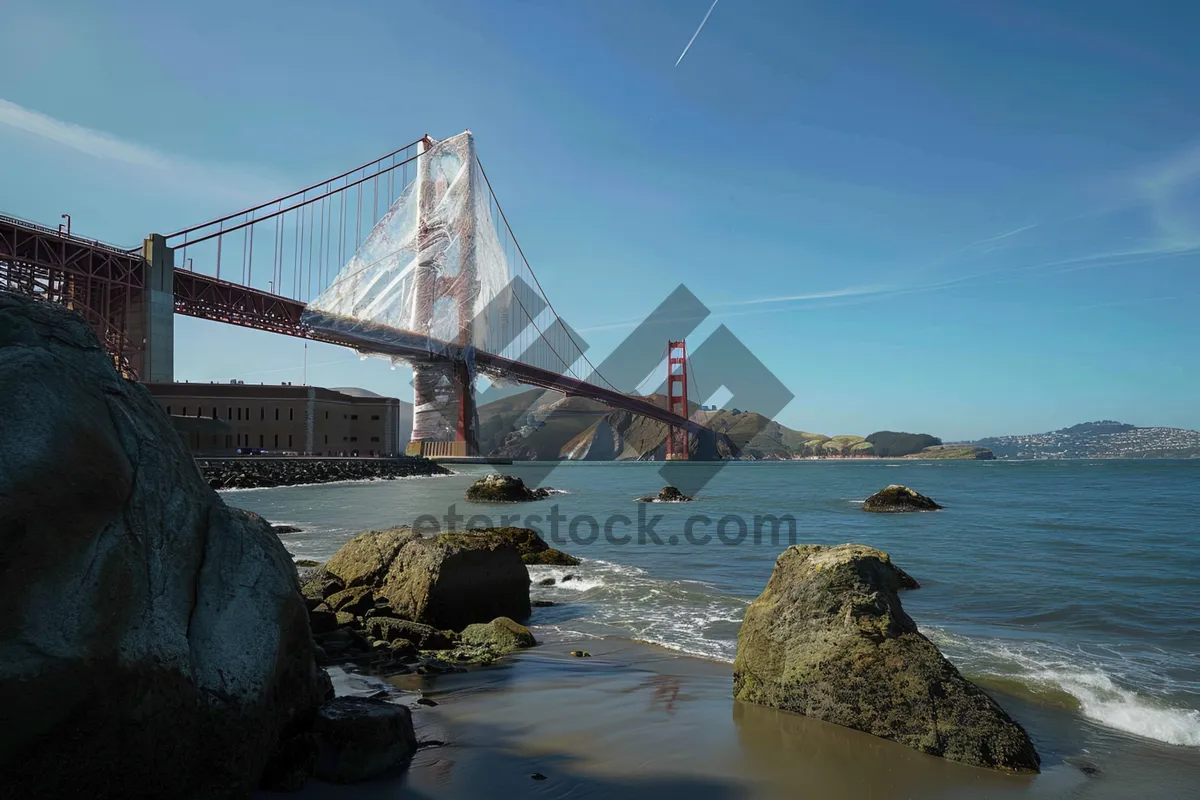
<box><xmin>675</xmin><ymin>0</ymin><xmax>720</xmax><ymax>67</ymax></box>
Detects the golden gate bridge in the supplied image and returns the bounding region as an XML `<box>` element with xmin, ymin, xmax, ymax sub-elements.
<box><xmin>0</xmin><ymin>131</ymin><xmax>704</xmax><ymax>458</ymax></box>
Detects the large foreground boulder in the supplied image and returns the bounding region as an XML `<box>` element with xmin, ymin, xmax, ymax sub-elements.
<box><xmin>465</xmin><ymin>473</ymin><xmax>551</xmax><ymax>502</ymax></box>
<box><xmin>0</xmin><ymin>294</ymin><xmax>325</xmax><ymax>797</ymax></box>
<box><xmin>323</xmin><ymin>527</ymin><xmax>531</xmax><ymax>630</ymax></box>
<box><xmin>733</xmin><ymin>544</ymin><xmax>1039</xmax><ymax>773</ymax></box>
<box><xmin>863</xmin><ymin>484</ymin><xmax>942</xmax><ymax>512</ymax></box>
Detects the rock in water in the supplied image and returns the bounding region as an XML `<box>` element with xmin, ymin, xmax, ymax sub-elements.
<box><xmin>732</xmin><ymin>544</ymin><xmax>1039</xmax><ymax>773</ymax></box>
<box><xmin>465</xmin><ymin>473</ymin><xmax>551</xmax><ymax>502</ymax></box>
<box><xmin>863</xmin><ymin>484</ymin><xmax>942</xmax><ymax>512</ymax></box>
<box><xmin>0</xmin><ymin>294</ymin><xmax>325</xmax><ymax>797</ymax></box>
<box><xmin>312</xmin><ymin>697</ymin><xmax>418</xmax><ymax>783</ymax></box>
<box><xmin>324</xmin><ymin>527</ymin><xmax>531</xmax><ymax>630</ymax></box>
<box><xmin>635</xmin><ymin>485</ymin><xmax>694</xmax><ymax>503</ymax></box>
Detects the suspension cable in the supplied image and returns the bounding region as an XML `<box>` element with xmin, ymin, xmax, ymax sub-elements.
<box><xmin>475</xmin><ymin>154</ymin><xmax>619</xmax><ymax>393</ymax></box>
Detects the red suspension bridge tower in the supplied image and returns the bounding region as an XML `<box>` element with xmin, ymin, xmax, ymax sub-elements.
<box><xmin>666</xmin><ymin>339</ymin><xmax>689</xmax><ymax>460</ymax></box>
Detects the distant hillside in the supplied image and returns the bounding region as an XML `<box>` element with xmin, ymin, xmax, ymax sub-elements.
<box><xmin>866</xmin><ymin>431</ymin><xmax>942</xmax><ymax>457</ymax></box>
<box><xmin>476</xmin><ymin>394</ymin><xmax>958</xmax><ymax>461</ymax></box>
<box><xmin>904</xmin><ymin>445</ymin><xmax>994</xmax><ymax>460</ymax></box>
<box><xmin>971</xmin><ymin>420</ymin><xmax>1200</xmax><ymax>459</ymax></box>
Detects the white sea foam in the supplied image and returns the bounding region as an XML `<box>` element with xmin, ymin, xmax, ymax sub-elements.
<box><xmin>528</xmin><ymin>558</ymin><xmax>747</xmax><ymax>663</ymax></box>
<box><xmin>923</xmin><ymin>627</ymin><xmax>1200</xmax><ymax>747</ymax></box>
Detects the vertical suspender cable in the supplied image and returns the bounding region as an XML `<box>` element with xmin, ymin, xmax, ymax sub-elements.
<box><xmin>247</xmin><ymin>216</ymin><xmax>255</xmax><ymax>288</ymax></box>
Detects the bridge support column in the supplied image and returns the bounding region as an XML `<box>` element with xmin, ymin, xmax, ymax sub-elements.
<box><xmin>405</xmin><ymin>132</ymin><xmax>480</xmax><ymax>459</ymax></box>
<box><xmin>666</xmin><ymin>339</ymin><xmax>689</xmax><ymax>460</ymax></box>
<box><xmin>131</xmin><ymin>233</ymin><xmax>175</xmax><ymax>382</ymax></box>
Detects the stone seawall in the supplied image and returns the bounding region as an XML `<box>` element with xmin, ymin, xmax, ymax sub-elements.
<box><xmin>200</xmin><ymin>457</ymin><xmax>451</xmax><ymax>490</ymax></box>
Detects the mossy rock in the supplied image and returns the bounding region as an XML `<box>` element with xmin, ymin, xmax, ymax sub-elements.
<box><xmin>862</xmin><ymin>485</ymin><xmax>942</xmax><ymax>513</ymax></box>
<box><xmin>733</xmin><ymin>544</ymin><xmax>1038</xmax><ymax>773</ymax></box>
<box><xmin>635</xmin><ymin>486</ymin><xmax>693</xmax><ymax>503</ymax></box>
<box><xmin>458</xmin><ymin>617</ymin><xmax>536</xmax><ymax>654</ymax></box>
<box><xmin>322</xmin><ymin>526</ymin><xmax>532</xmax><ymax>630</ymax></box>
<box><xmin>300</xmin><ymin>568</ymin><xmax>345</xmax><ymax>605</ymax></box>
<box><xmin>445</xmin><ymin>526</ymin><xmax>580</xmax><ymax>567</ymax></box>
<box><xmin>324</xmin><ymin>586</ymin><xmax>376</xmax><ymax>616</ymax></box>
<box><xmin>464</xmin><ymin>474</ymin><xmax>551</xmax><ymax>503</ymax></box>
<box><xmin>364</xmin><ymin>617</ymin><xmax>456</xmax><ymax>650</ymax></box>
<box><xmin>522</xmin><ymin>548</ymin><xmax>580</xmax><ymax>567</ymax></box>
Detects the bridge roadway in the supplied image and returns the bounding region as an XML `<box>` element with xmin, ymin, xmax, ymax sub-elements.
<box><xmin>0</xmin><ymin>213</ymin><xmax>706</xmax><ymax>439</ymax></box>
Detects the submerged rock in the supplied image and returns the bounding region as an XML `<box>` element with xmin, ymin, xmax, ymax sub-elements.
<box><xmin>465</xmin><ymin>473</ymin><xmax>552</xmax><ymax>502</ymax></box>
<box><xmin>862</xmin><ymin>484</ymin><xmax>942</xmax><ymax>512</ymax></box>
<box><xmin>323</xmin><ymin>527</ymin><xmax>531</xmax><ymax>630</ymax></box>
<box><xmin>274</xmin><ymin>524</ymin><xmax>304</xmax><ymax>534</ymax></box>
<box><xmin>635</xmin><ymin>485</ymin><xmax>694</xmax><ymax>503</ymax></box>
<box><xmin>312</xmin><ymin>697</ymin><xmax>418</xmax><ymax>784</ymax></box>
<box><xmin>733</xmin><ymin>544</ymin><xmax>1039</xmax><ymax>772</ymax></box>
<box><xmin>0</xmin><ymin>293</ymin><xmax>325</xmax><ymax>797</ymax></box>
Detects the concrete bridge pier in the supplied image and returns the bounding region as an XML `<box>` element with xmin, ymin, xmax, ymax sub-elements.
<box><xmin>129</xmin><ymin>233</ymin><xmax>175</xmax><ymax>382</ymax></box>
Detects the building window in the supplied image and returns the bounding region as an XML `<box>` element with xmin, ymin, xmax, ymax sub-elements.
<box><xmin>288</xmin><ymin>434</ymin><xmax>293</xmax><ymax>448</ymax></box>
<box><xmin>182</xmin><ymin>406</ymin><xmax>187</xmax><ymax>416</ymax></box>
<box><xmin>245</xmin><ymin>407</ymin><xmax>249</xmax><ymax>421</ymax></box>
<box><xmin>325</xmin><ymin>411</ymin><xmax>329</xmax><ymax>419</ymax></box>
<box><xmin>196</xmin><ymin>408</ymin><xmax>201</xmax><ymax>417</ymax></box>
<box><xmin>212</xmin><ymin>406</ymin><xmax>217</xmax><ymax>419</ymax></box>
<box><xmin>227</xmin><ymin>407</ymin><xmax>232</xmax><ymax>420</ymax></box>
<box><xmin>289</xmin><ymin>408</ymin><xmax>294</xmax><ymax>421</ymax></box>
<box><xmin>259</xmin><ymin>434</ymin><xmax>264</xmax><ymax>447</ymax></box>
<box><xmin>350</xmin><ymin>414</ymin><xmax>358</xmax><ymax>420</ymax></box>
<box><xmin>274</xmin><ymin>434</ymin><xmax>279</xmax><ymax>448</ymax></box>
<box><xmin>275</xmin><ymin>408</ymin><xmax>279</xmax><ymax>421</ymax></box>
<box><xmin>237</xmin><ymin>408</ymin><xmax>241</xmax><ymax>421</ymax></box>
<box><xmin>371</xmin><ymin>415</ymin><xmax>380</xmax><ymax>420</ymax></box>
<box><xmin>260</xmin><ymin>408</ymin><xmax>264</xmax><ymax>421</ymax></box>
<box><xmin>167</xmin><ymin>406</ymin><xmax>172</xmax><ymax>415</ymax></box>
<box><xmin>350</xmin><ymin>436</ymin><xmax>358</xmax><ymax>442</ymax></box>
<box><xmin>370</xmin><ymin>436</ymin><xmax>380</xmax><ymax>443</ymax></box>
<box><xmin>324</xmin><ymin>435</ymin><xmax>328</xmax><ymax>444</ymax></box>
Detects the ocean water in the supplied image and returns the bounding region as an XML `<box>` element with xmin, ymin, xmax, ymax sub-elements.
<box><xmin>227</xmin><ymin>459</ymin><xmax>1200</xmax><ymax>755</ymax></box>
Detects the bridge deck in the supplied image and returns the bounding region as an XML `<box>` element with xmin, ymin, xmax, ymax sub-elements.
<box><xmin>1</xmin><ymin>213</ymin><xmax>707</xmax><ymax>438</ymax></box>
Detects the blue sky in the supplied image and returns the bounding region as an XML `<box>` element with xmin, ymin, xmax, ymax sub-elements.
<box><xmin>2</xmin><ymin>0</ymin><xmax>1198</xmax><ymax>441</ymax></box>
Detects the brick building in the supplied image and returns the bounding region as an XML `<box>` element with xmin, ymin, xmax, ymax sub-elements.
<box><xmin>145</xmin><ymin>381</ymin><xmax>411</xmax><ymax>456</ymax></box>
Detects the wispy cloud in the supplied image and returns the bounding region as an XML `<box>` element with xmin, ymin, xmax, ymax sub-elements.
<box><xmin>0</xmin><ymin>98</ymin><xmax>278</xmax><ymax>204</ymax></box>
<box><xmin>718</xmin><ymin>285</ymin><xmax>889</xmax><ymax>306</ymax></box>
<box><xmin>675</xmin><ymin>0</ymin><xmax>720</xmax><ymax>67</ymax></box>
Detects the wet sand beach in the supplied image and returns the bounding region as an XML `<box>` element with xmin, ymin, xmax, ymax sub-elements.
<box><xmin>266</xmin><ymin>632</ymin><xmax>1200</xmax><ymax>800</ymax></box>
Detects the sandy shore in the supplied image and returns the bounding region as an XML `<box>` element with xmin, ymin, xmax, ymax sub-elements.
<box><xmin>258</xmin><ymin>630</ymin><xmax>1200</xmax><ymax>799</ymax></box>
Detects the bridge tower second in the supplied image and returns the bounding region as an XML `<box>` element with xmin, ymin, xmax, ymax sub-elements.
<box><xmin>665</xmin><ymin>339</ymin><xmax>689</xmax><ymax>460</ymax></box>
<box><xmin>406</xmin><ymin>133</ymin><xmax>481</xmax><ymax>459</ymax></box>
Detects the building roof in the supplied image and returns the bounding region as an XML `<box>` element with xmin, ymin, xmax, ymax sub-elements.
<box><xmin>143</xmin><ymin>382</ymin><xmax>400</xmax><ymax>404</ymax></box>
